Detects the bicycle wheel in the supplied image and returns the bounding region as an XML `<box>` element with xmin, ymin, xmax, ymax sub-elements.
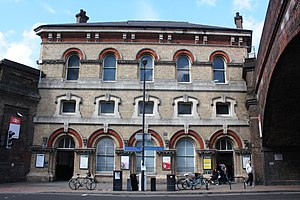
<box><xmin>194</xmin><ymin>179</ymin><xmax>202</xmax><ymax>190</ymax></box>
<box><xmin>85</xmin><ymin>178</ymin><xmax>97</xmax><ymax>190</ymax></box>
<box><xmin>176</xmin><ymin>178</ymin><xmax>186</xmax><ymax>190</ymax></box>
<box><xmin>182</xmin><ymin>179</ymin><xmax>192</xmax><ymax>190</ymax></box>
<box><xmin>68</xmin><ymin>178</ymin><xmax>80</xmax><ymax>190</ymax></box>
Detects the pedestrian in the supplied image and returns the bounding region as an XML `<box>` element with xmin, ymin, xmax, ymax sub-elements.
<box><xmin>245</xmin><ymin>160</ymin><xmax>254</xmax><ymax>187</ymax></box>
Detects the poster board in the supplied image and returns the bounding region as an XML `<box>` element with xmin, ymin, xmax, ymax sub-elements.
<box><xmin>203</xmin><ymin>156</ymin><xmax>212</xmax><ymax>170</ymax></box>
<box><xmin>36</xmin><ymin>154</ymin><xmax>45</xmax><ymax>168</ymax></box>
<box><xmin>121</xmin><ymin>155</ymin><xmax>129</xmax><ymax>170</ymax></box>
<box><xmin>162</xmin><ymin>156</ymin><xmax>171</xmax><ymax>170</ymax></box>
<box><xmin>242</xmin><ymin>155</ymin><xmax>251</xmax><ymax>169</ymax></box>
<box><xmin>80</xmin><ymin>155</ymin><xmax>89</xmax><ymax>169</ymax></box>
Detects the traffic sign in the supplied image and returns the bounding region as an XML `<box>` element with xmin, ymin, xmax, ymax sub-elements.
<box><xmin>124</xmin><ymin>146</ymin><xmax>141</xmax><ymax>151</ymax></box>
<box><xmin>145</xmin><ymin>146</ymin><xmax>164</xmax><ymax>151</ymax></box>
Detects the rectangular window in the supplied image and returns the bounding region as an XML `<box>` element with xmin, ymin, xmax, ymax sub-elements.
<box><xmin>61</xmin><ymin>101</ymin><xmax>76</xmax><ymax>114</ymax></box>
<box><xmin>216</xmin><ymin>103</ymin><xmax>230</xmax><ymax>115</ymax></box>
<box><xmin>178</xmin><ymin>102</ymin><xmax>192</xmax><ymax>115</ymax></box>
<box><xmin>99</xmin><ymin>101</ymin><xmax>115</xmax><ymax>115</ymax></box>
<box><xmin>138</xmin><ymin>101</ymin><xmax>154</xmax><ymax>115</ymax></box>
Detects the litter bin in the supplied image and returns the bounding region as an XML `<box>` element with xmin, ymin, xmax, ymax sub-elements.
<box><xmin>130</xmin><ymin>173</ymin><xmax>138</xmax><ymax>191</ymax></box>
<box><xmin>151</xmin><ymin>177</ymin><xmax>156</xmax><ymax>191</ymax></box>
<box><xmin>113</xmin><ymin>170</ymin><xmax>122</xmax><ymax>191</ymax></box>
<box><xmin>167</xmin><ymin>174</ymin><xmax>175</xmax><ymax>191</ymax></box>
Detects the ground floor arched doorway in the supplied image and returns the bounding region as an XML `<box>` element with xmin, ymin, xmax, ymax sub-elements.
<box><xmin>55</xmin><ymin>150</ymin><xmax>74</xmax><ymax>181</ymax></box>
<box><xmin>216</xmin><ymin>151</ymin><xmax>233</xmax><ymax>181</ymax></box>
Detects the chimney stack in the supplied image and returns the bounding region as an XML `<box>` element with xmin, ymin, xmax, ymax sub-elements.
<box><xmin>234</xmin><ymin>12</ymin><xmax>243</xmax><ymax>29</ymax></box>
<box><xmin>76</xmin><ymin>9</ymin><xmax>89</xmax><ymax>23</ymax></box>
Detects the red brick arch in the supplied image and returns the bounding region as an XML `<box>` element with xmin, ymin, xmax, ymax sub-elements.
<box><xmin>48</xmin><ymin>128</ymin><xmax>83</xmax><ymax>148</ymax></box>
<box><xmin>63</xmin><ymin>48</ymin><xmax>85</xmax><ymax>60</ymax></box>
<box><xmin>99</xmin><ymin>48</ymin><xmax>121</xmax><ymax>60</ymax></box>
<box><xmin>173</xmin><ymin>49</ymin><xmax>195</xmax><ymax>63</ymax></box>
<box><xmin>128</xmin><ymin>129</ymin><xmax>164</xmax><ymax>147</ymax></box>
<box><xmin>88</xmin><ymin>129</ymin><xmax>124</xmax><ymax>148</ymax></box>
<box><xmin>208</xmin><ymin>129</ymin><xmax>243</xmax><ymax>149</ymax></box>
<box><xmin>136</xmin><ymin>48</ymin><xmax>159</xmax><ymax>60</ymax></box>
<box><xmin>209</xmin><ymin>50</ymin><xmax>230</xmax><ymax>63</ymax></box>
<box><xmin>169</xmin><ymin>129</ymin><xmax>205</xmax><ymax>149</ymax></box>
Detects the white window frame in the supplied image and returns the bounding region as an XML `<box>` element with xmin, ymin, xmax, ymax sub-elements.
<box><xmin>66</xmin><ymin>54</ymin><xmax>80</xmax><ymax>81</ymax></box>
<box><xmin>54</xmin><ymin>93</ymin><xmax>82</xmax><ymax>117</ymax></box>
<box><xmin>140</xmin><ymin>55</ymin><xmax>154</xmax><ymax>82</ymax></box>
<box><xmin>212</xmin><ymin>56</ymin><xmax>227</xmax><ymax>84</ymax></box>
<box><xmin>102</xmin><ymin>54</ymin><xmax>117</xmax><ymax>82</ymax></box>
<box><xmin>93</xmin><ymin>94</ymin><xmax>121</xmax><ymax>118</ymax></box>
<box><xmin>176</xmin><ymin>55</ymin><xmax>191</xmax><ymax>83</ymax></box>
<box><xmin>211</xmin><ymin>96</ymin><xmax>237</xmax><ymax>118</ymax></box>
<box><xmin>132</xmin><ymin>95</ymin><xmax>161</xmax><ymax>119</ymax></box>
<box><xmin>173</xmin><ymin>95</ymin><xmax>199</xmax><ymax>119</ymax></box>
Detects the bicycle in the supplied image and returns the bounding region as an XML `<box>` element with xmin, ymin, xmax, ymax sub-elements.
<box><xmin>178</xmin><ymin>172</ymin><xmax>209</xmax><ymax>190</ymax></box>
<box><xmin>68</xmin><ymin>172</ymin><xmax>97</xmax><ymax>190</ymax></box>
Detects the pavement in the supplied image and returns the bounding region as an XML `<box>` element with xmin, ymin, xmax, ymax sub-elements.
<box><xmin>0</xmin><ymin>181</ymin><xmax>300</xmax><ymax>195</ymax></box>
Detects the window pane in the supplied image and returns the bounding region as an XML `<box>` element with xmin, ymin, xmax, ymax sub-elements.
<box><xmin>67</xmin><ymin>55</ymin><xmax>79</xmax><ymax>80</ymax></box>
<box><xmin>213</xmin><ymin>57</ymin><xmax>224</xmax><ymax>69</ymax></box>
<box><xmin>176</xmin><ymin>139</ymin><xmax>194</xmax><ymax>173</ymax></box>
<box><xmin>177</xmin><ymin>56</ymin><xmax>190</xmax><ymax>82</ymax></box>
<box><xmin>140</xmin><ymin>56</ymin><xmax>153</xmax><ymax>81</ymax></box>
<box><xmin>138</xmin><ymin>101</ymin><xmax>154</xmax><ymax>115</ymax></box>
<box><xmin>96</xmin><ymin>138</ymin><xmax>115</xmax><ymax>172</ymax></box>
<box><xmin>58</xmin><ymin>136</ymin><xmax>75</xmax><ymax>148</ymax></box>
<box><xmin>99</xmin><ymin>101</ymin><xmax>115</xmax><ymax>114</ymax></box>
<box><xmin>67</xmin><ymin>68</ymin><xmax>79</xmax><ymax>80</ymax></box>
<box><xmin>178</xmin><ymin>102</ymin><xmax>192</xmax><ymax>115</ymax></box>
<box><xmin>103</xmin><ymin>55</ymin><xmax>116</xmax><ymax>81</ymax></box>
<box><xmin>214</xmin><ymin>71</ymin><xmax>225</xmax><ymax>83</ymax></box>
<box><xmin>62</xmin><ymin>101</ymin><xmax>76</xmax><ymax>113</ymax></box>
<box><xmin>216</xmin><ymin>103</ymin><xmax>229</xmax><ymax>115</ymax></box>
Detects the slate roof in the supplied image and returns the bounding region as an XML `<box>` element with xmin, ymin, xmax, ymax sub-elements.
<box><xmin>35</xmin><ymin>20</ymin><xmax>251</xmax><ymax>33</ymax></box>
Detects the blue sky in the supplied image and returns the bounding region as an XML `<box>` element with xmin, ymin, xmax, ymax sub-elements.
<box><xmin>0</xmin><ymin>0</ymin><xmax>268</xmax><ymax>68</ymax></box>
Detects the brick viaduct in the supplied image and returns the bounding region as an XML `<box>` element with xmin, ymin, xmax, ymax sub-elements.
<box><xmin>245</xmin><ymin>0</ymin><xmax>300</xmax><ymax>185</ymax></box>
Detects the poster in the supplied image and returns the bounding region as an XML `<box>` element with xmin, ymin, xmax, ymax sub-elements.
<box><xmin>121</xmin><ymin>155</ymin><xmax>129</xmax><ymax>170</ymax></box>
<box><xmin>162</xmin><ymin>156</ymin><xmax>171</xmax><ymax>170</ymax></box>
<box><xmin>203</xmin><ymin>157</ymin><xmax>212</xmax><ymax>170</ymax></box>
<box><xmin>9</xmin><ymin>116</ymin><xmax>21</xmax><ymax>139</ymax></box>
<box><xmin>80</xmin><ymin>155</ymin><xmax>89</xmax><ymax>169</ymax></box>
<box><xmin>242</xmin><ymin>155</ymin><xmax>251</xmax><ymax>169</ymax></box>
<box><xmin>36</xmin><ymin>154</ymin><xmax>45</xmax><ymax>168</ymax></box>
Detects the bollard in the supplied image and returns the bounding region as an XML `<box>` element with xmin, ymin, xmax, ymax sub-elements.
<box><xmin>151</xmin><ymin>177</ymin><xmax>156</xmax><ymax>191</ymax></box>
<box><xmin>167</xmin><ymin>174</ymin><xmax>175</xmax><ymax>191</ymax></box>
<box><xmin>127</xmin><ymin>178</ymin><xmax>132</xmax><ymax>191</ymax></box>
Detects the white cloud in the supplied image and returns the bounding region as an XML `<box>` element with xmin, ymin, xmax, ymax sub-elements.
<box><xmin>0</xmin><ymin>23</ymin><xmax>41</xmax><ymax>68</ymax></box>
<box><xmin>243</xmin><ymin>16</ymin><xmax>265</xmax><ymax>54</ymax></box>
<box><xmin>196</xmin><ymin>0</ymin><xmax>217</xmax><ymax>6</ymax></box>
<box><xmin>42</xmin><ymin>3</ymin><xmax>55</xmax><ymax>14</ymax></box>
<box><xmin>135</xmin><ymin>1</ymin><xmax>160</xmax><ymax>20</ymax></box>
<box><xmin>233</xmin><ymin>0</ymin><xmax>253</xmax><ymax>11</ymax></box>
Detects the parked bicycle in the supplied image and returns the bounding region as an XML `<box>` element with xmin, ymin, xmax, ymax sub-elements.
<box><xmin>68</xmin><ymin>172</ymin><xmax>97</xmax><ymax>190</ymax></box>
<box><xmin>177</xmin><ymin>172</ymin><xmax>209</xmax><ymax>190</ymax></box>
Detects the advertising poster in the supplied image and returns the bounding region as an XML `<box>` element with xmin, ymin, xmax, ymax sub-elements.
<box><xmin>80</xmin><ymin>155</ymin><xmax>89</xmax><ymax>169</ymax></box>
<box><xmin>121</xmin><ymin>155</ymin><xmax>129</xmax><ymax>170</ymax></box>
<box><xmin>203</xmin><ymin>157</ymin><xmax>212</xmax><ymax>170</ymax></box>
<box><xmin>162</xmin><ymin>156</ymin><xmax>171</xmax><ymax>170</ymax></box>
<box><xmin>9</xmin><ymin>116</ymin><xmax>21</xmax><ymax>139</ymax></box>
<box><xmin>36</xmin><ymin>154</ymin><xmax>45</xmax><ymax>168</ymax></box>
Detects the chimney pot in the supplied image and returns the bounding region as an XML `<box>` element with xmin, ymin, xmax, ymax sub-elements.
<box><xmin>234</xmin><ymin>12</ymin><xmax>243</xmax><ymax>29</ymax></box>
<box><xmin>76</xmin><ymin>9</ymin><xmax>89</xmax><ymax>23</ymax></box>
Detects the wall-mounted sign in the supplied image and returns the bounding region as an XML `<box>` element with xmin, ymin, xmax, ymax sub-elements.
<box><xmin>242</xmin><ymin>155</ymin><xmax>251</xmax><ymax>169</ymax></box>
<box><xmin>36</xmin><ymin>154</ymin><xmax>45</xmax><ymax>168</ymax></box>
<box><xmin>121</xmin><ymin>155</ymin><xmax>129</xmax><ymax>170</ymax></box>
<box><xmin>80</xmin><ymin>155</ymin><xmax>88</xmax><ymax>169</ymax></box>
<box><xmin>162</xmin><ymin>156</ymin><xmax>171</xmax><ymax>170</ymax></box>
<box><xmin>203</xmin><ymin>156</ymin><xmax>212</xmax><ymax>170</ymax></box>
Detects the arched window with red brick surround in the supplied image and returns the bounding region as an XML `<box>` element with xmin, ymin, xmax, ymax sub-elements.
<box><xmin>136</xmin><ymin>48</ymin><xmax>158</xmax><ymax>82</ymax></box>
<box><xmin>209</xmin><ymin>51</ymin><xmax>230</xmax><ymax>84</ymax></box>
<box><xmin>63</xmin><ymin>48</ymin><xmax>84</xmax><ymax>81</ymax></box>
<box><xmin>99</xmin><ymin>48</ymin><xmax>121</xmax><ymax>82</ymax></box>
<box><xmin>173</xmin><ymin>49</ymin><xmax>194</xmax><ymax>83</ymax></box>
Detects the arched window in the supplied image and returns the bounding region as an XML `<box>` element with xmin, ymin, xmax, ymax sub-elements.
<box><xmin>96</xmin><ymin>138</ymin><xmax>115</xmax><ymax>172</ymax></box>
<box><xmin>177</xmin><ymin>56</ymin><xmax>190</xmax><ymax>82</ymax></box>
<box><xmin>140</xmin><ymin>55</ymin><xmax>153</xmax><ymax>81</ymax></box>
<box><xmin>57</xmin><ymin>136</ymin><xmax>75</xmax><ymax>148</ymax></box>
<box><xmin>103</xmin><ymin>54</ymin><xmax>116</xmax><ymax>81</ymax></box>
<box><xmin>176</xmin><ymin>139</ymin><xmax>194</xmax><ymax>173</ymax></box>
<box><xmin>136</xmin><ymin>140</ymin><xmax>155</xmax><ymax>173</ymax></box>
<box><xmin>215</xmin><ymin>138</ymin><xmax>233</xmax><ymax>150</ymax></box>
<box><xmin>213</xmin><ymin>56</ymin><xmax>226</xmax><ymax>83</ymax></box>
<box><xmin>66</xmin><ymin>54</ymin><xmax>80</xmax><ymax>80</ymax></box>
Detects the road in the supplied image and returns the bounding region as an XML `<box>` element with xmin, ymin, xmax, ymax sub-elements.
<box><xmin>1</xmin><ymin>192</ymin><xmax>300</xmax><ymax>200</ymax></box>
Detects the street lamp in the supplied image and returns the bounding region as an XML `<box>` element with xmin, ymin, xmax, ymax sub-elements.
<box><xmin>141</xmin><ymin>58</ymin><xmax>147</xmax><ymax>191</ymax></box>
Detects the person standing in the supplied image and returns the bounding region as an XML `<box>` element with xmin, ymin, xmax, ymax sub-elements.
<box><xmin>245</xmin><ymin>160</ymin><xmax>254</xmax><ymax>187</ymax></box>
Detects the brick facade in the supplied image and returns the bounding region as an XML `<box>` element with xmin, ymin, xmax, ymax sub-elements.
<box><xmin>27</xmin><ymin>17</ymin><xmax>253</xmax><ymax>183</ymax></box>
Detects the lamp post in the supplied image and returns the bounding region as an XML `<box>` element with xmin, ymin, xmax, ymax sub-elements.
<box><xmin>141</xmin><ymin>58</ymin><xmax>147</xmax><ymax>191</ymax></box>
